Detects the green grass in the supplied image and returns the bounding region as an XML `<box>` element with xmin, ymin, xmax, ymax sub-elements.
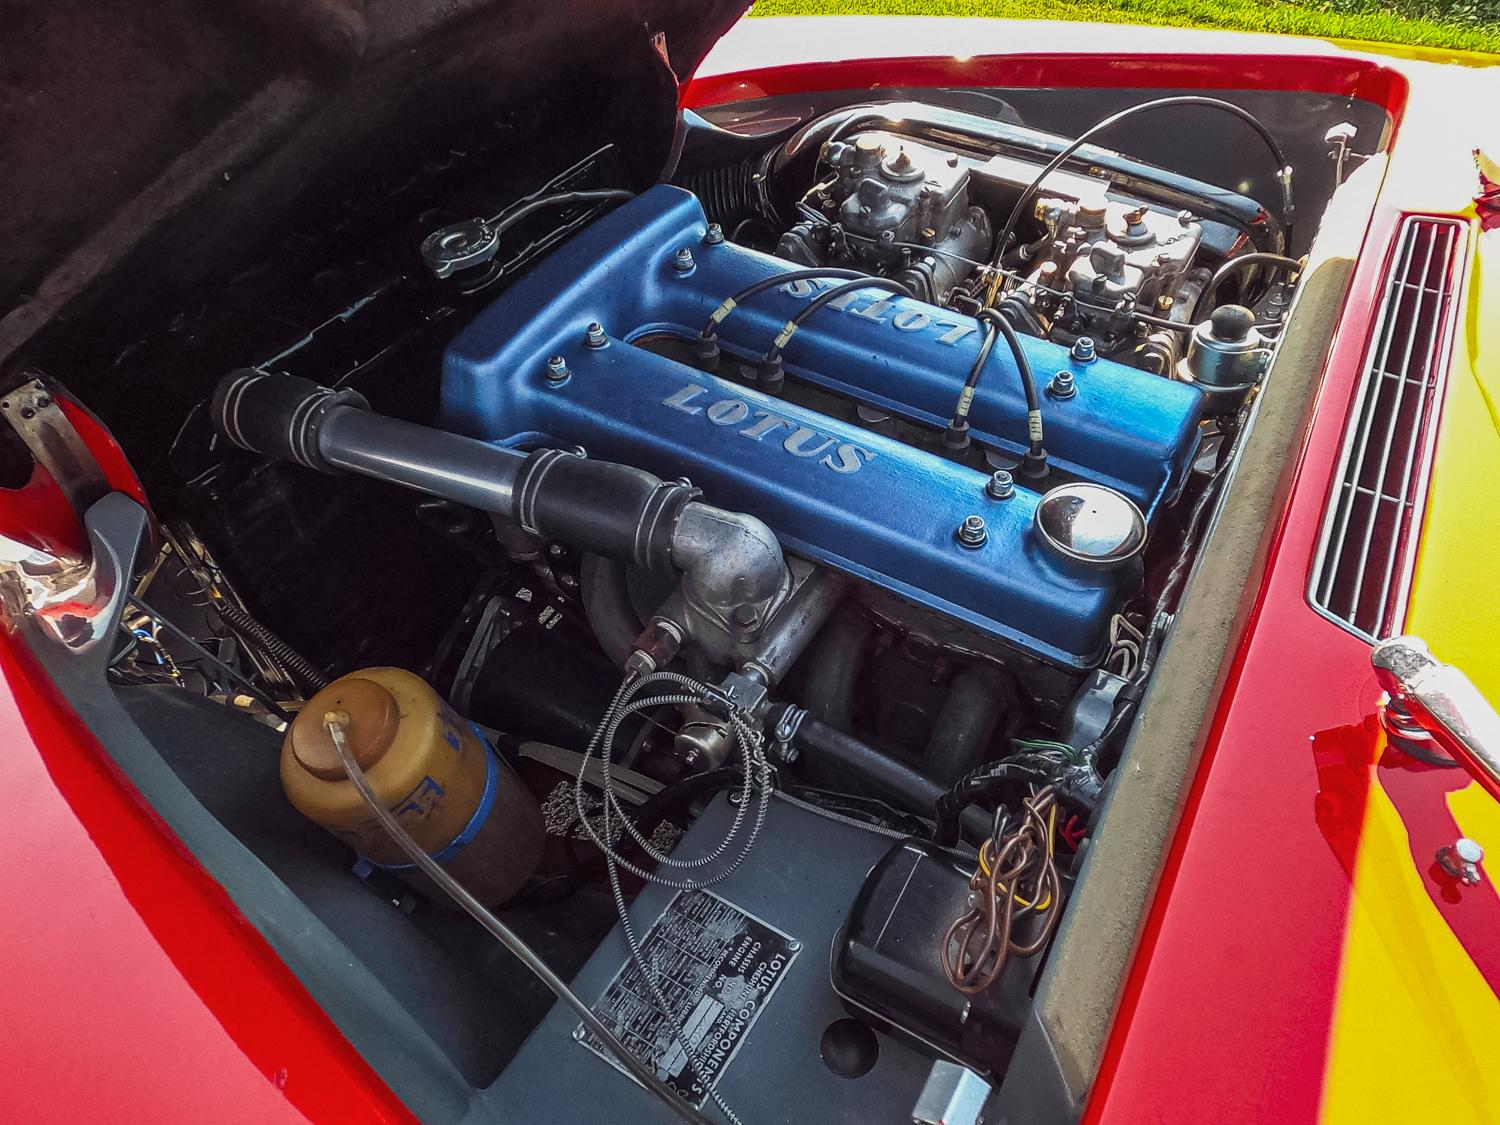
<box><xmin>750</xmin><ymin>0</ymin><xmax>1500</xmax><ymax>54</ymax></box>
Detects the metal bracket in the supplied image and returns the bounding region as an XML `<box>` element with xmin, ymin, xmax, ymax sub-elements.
<box><xmin>912</xmin><ymin>1060</ymin><xmax>991</xmax><ymax>1125</ymax></box>
<box><xmin>701</xmin><ymin>670</ymin><xmax>769</xmax><ymax>721</ymax></box>
<box><xmin>1324</xmin><ymin>122</ymin><xmax>1366</xmax><ymax>186</ymax></box>
<box><xmin>1</xmin><ymin>375</ymin><xmax>110</xmax><ymax>515</ymax></box>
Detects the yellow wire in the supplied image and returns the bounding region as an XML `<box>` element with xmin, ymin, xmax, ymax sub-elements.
<box><xmin>974</xmin><ymin>806</ymin><xmax>1058</xmax><ymax>911</ymax></box>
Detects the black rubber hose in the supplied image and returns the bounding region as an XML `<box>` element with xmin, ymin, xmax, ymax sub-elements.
<box><xmin>989</xmin><ymin>95</ymin><xmax>1295</xmax><ymax>303</ymax></box>
<box><xmin>924</xmin><ymin>668</ymin><xmax>1012</xmax><ymax>786</ymax></box>
<box><xmin>1193</xmin><ymin>252</ymin><xmax>1303</xmax><ymax>320</ymax></box>
<box><xmin>800</xmin><ymin>610</ymin><xmax>875</xmax><ymax>733</ymax></box>
<box><xmin>788</xmin><ymin>715</ymin><xmax>991</xmax><ymax>839</ymax></box>
<box><xmin>511</xmin><ymin>451</ymin><xmax>694</xmax><ymax>571</ymax></box>
<box><xmin>213</xmin><ymin>373</ymin><xmax>697</xmax><ymax>573</ymax></box>
<box><xmin>580</xmin><ymin>554</ymin><xmax>644</xmax><ymax>669</ymax></box>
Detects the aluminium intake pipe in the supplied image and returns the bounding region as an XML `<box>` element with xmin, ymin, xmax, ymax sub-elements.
<box><xmin>211</xmin><ymin>370</ymin><xmax>789</xmax><ymax>633</ymax></box>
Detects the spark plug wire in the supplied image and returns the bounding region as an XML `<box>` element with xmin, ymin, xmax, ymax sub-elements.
<box><xmin>756</xmin><ymin>276</ymin><xmax>912</xmax><ymax>389</ymax></box>
<box><xmin>945</xmin><ymin>307</ymin><xmax>1047</xmax><ymax>475</ymax></box>
<box><xmin>696</xmin><ymin>267</ymin><xmax>869</xmax><ymax>348</ymax></box>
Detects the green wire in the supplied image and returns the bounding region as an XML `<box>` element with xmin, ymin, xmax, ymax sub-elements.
<box><xmin>1011</xmin><ymin>737</ymin><xmax>1082</xmax><ymax>763</ymax></box>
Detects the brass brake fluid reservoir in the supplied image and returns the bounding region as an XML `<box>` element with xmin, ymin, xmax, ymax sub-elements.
<box><xmin>282</xmin><ymin>667</ymin><xmax>544</xmax><ymax>906</ymax></box>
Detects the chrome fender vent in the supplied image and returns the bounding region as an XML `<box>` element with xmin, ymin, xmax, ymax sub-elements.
<box><xmin>1310</xmin><ymin>215</ymin><xmax>1469</xmax><ymax>640</ymax></box>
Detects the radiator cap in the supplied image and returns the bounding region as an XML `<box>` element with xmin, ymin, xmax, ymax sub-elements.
<box><xmin>1035</xmin><ymin>483</ymin><xmax>1146</xmax><ymax>568</ymax></box>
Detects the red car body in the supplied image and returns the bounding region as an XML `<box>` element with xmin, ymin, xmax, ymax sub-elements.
<box><xmin>3</xmin><ymin>13</ymin><xmax>1497</xmax><ymax>1124</ymax></box>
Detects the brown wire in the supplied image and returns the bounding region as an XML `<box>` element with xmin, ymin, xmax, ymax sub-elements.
<box><xmin>941</xmin><ymin>786</ymin><xmax>1064</xmax><ymax>994</ymax></box>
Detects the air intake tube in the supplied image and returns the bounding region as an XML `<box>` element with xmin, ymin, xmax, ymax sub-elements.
<box><xmin>211</xmin><ymin>371</ymin><xmax>789</xmax><ymax>630</ymax></box>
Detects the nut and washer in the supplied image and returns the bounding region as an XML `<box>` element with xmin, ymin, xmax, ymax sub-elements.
<box><xmin>1438</xmin><ymin>838</ymin><xmax>1485</xmax><ymax>885</ymax></box>
<box><xmin>544</xmin><ymin>355</ymin><xmax>570</xmax><ymax>384</ymax></box>
<box><xmin>1070</xmin><ymin>337</ymin><xmax>1097</xmax><ymax>363</ymax></box>
<box><xmin>673</xmin><ymin>247</ymin><xmax>696</xmax><ymax>273</ymax></box>
<box><xmin>1048</xmin><ymin>370</ymin><xmax>1077</xmax><ymax>400</ymax></box>
<box><xmin>956</xmin><ymin>515</ymin><xmax>988</xmax><ymax>548</ymax></box>
<box><xmin>704</xmin><ymin>223</ymin><xmax>725</xmax><ymax>245</ymax></box>
<box><xmin>584</xmin><ymin>322</ymin><xmax>608</xmax><ymax>349</ymax></box>
<box><xmin>985</xmin><ymin>470</ymin><xmax>1015</xmax><ymax>500</ymax></box>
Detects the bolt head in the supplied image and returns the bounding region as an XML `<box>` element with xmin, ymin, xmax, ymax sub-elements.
<box><xmin>986</xmin><ymin>470</ymin><xmax>1015</xmax><ymax>500</ymax></box>
<box><xmin>1070</xmin><ymin>336</ymin><xmax>1097</xmax><ymax>363</ymax></box>
<box><xmin>1438</xmin><ymin>838</ymin><xmax>1485</xmax><ymax>884</ymax></box>
<box><xmin>673</xmin><ymin>247</ymin><xmax>695</xmax><ymax>272</ymax></box>
<box><xmin>957</xmin><ymin>515</ymin><xmax>988</xmax><ymax>548</ymax></box>
<box><xmin>1049</xmin><ymin>370</ymin><xmax>1077</xmax><ymax>399</ymax></box>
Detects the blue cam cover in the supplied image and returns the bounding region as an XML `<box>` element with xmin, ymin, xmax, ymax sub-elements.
<box><xmin>441</xmin><ymin>186</ymin><xmax>1203</xmax><ymax>668</ymax></box>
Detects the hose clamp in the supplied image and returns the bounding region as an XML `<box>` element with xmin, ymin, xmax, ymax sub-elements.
<box><xmin>512</xmin><ymin>447</ymin><xmax>573</xmax><ymax>535</ymax></box>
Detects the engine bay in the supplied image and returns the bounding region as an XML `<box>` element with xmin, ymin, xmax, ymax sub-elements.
<box><xmin>2</xmin><ymin>76</ymin><xmax>1386</xmax><ymax>1123</ymax></box>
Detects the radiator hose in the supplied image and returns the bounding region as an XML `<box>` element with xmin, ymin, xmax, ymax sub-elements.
<box><xmin>211</xmin><ymin>371</ymin><xmax>789</xmax><ymax>636</ymax></box>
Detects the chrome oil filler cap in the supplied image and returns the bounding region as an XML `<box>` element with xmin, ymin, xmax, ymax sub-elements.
<box><xmin>1034</xmin><ymin>483</ymin><xmax>1147</xmax><ymax>568</ymax></box>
